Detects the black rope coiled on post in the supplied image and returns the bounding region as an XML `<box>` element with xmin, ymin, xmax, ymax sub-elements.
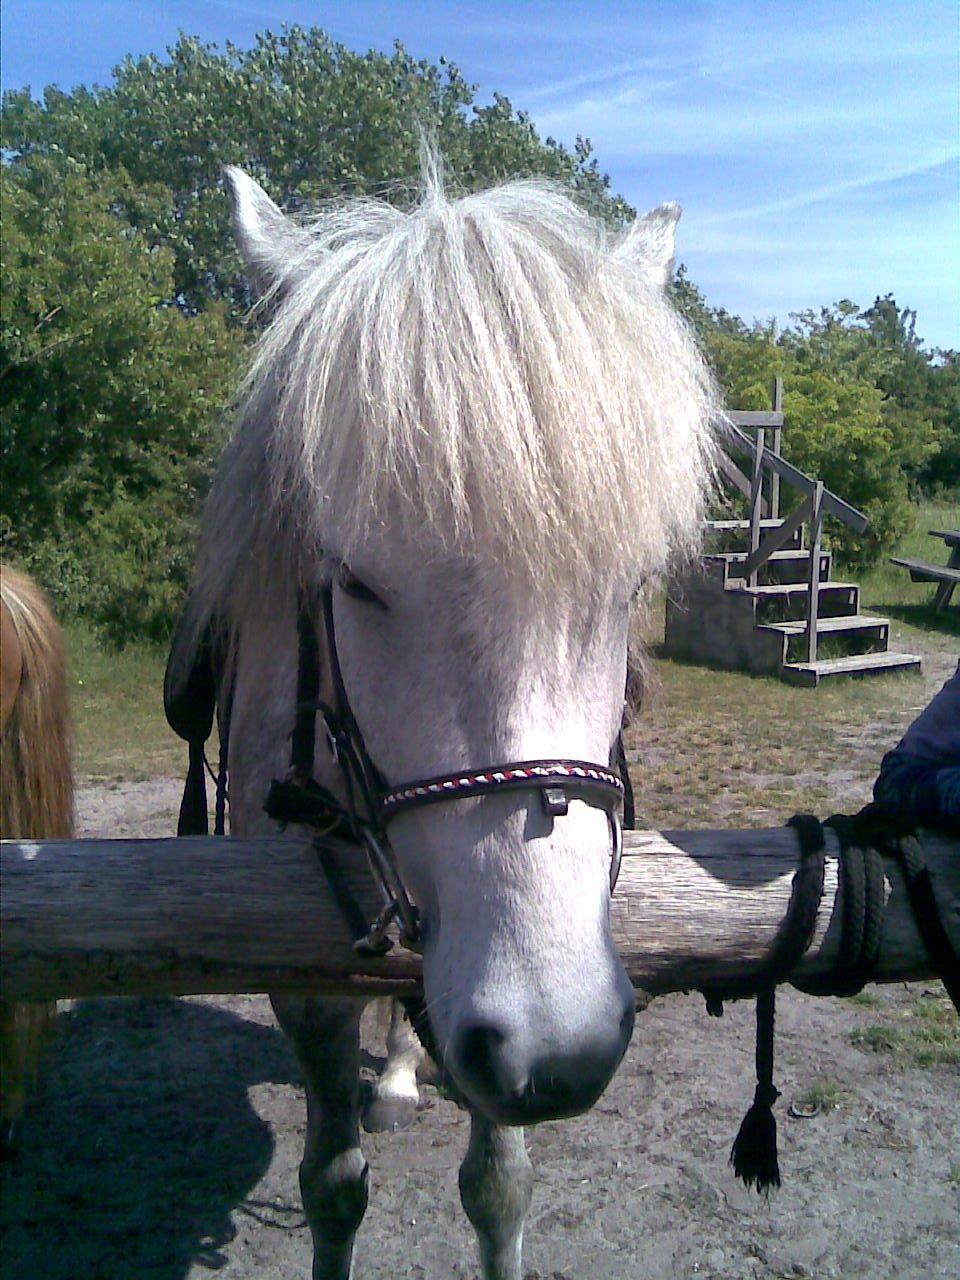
<box><xmin>851</xmin><ymin>803</ymin><xmax>960</xmax><ymax>1013</ymax></box>
<box><xmin>794</xmin><ymin>813</ymin><xmax>886</xmax><ymax>998</ymax></box>
<box><xmin>707</xmin><ymin>805</ymin><xmax>958</xmax><ymax>1195</ymax></box>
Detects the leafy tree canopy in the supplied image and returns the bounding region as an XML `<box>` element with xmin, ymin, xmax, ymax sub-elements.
<box><xmin>3</xmin><ymin>28</ymin><xmax>632</xmax><ymax>319</ymax></box>
<box><xmin>672</xmin><ymin>271</ymin><xmax>957</xmax><ymax>560</ymax></box>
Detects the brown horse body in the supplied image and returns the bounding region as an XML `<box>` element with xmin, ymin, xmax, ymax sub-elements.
<box><xmin>0</xmin><ymin>565</ymin><xmax>73</xmax><ymax>1152</ymax></box>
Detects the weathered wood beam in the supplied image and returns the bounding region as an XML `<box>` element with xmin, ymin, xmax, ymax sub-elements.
<box><xmin>2</xmin><ymin>830</ymin><xmax>956</xmax><ymax>1002</ymax></box>
<box><xmin>740</xmin><ymin>491</ymin><xmax>812</xmax><ymax>581</ymax></box>
<box><xmin>724</xmin><ymin>422</ymin><xmax>868</xmax><ymax>534</ymax></box>
<box><xmin>725</xmin><ymin>411</ymin><xmax>785</xmax><ymax>429</ymax></box>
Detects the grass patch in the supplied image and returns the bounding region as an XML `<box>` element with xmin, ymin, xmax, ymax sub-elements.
<box><xmin>66</xmin><ymin>624</ymin><xmax>184</xmax><ymax>782</ymax></box>
<box><xmin>844</xmin><ymin>991</ymin><xmax>880</xmax><ymax>1008</ymax></box>
<box><xmin>793</xmin><ymin>1077</ymin><xmax>852</xmax><ymax>1112</ymax></box>
<box><xmin>849</xmin><ymin>992</ymin><xmax>960</xmax><ymax>1068</ymax></box>
<box><xmin>630</xmin><ymin>498</ymin><xmax>957</xmax><ymax>830</ymax></box>
<box><xmin>628</xmin><ymin>650</ymin><xmax>926</xmax><ymax>828</ymax></box>
<box><xmin>857</xmin><ymin>498</ymin><xmax>959</xmax><ymax>641</ymax></box>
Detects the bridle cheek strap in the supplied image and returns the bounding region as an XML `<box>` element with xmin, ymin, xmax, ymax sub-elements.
<box><xmin>266</xmin><ymin>584</ymin><xmax>631</xmax><ymax>954</ymax></box>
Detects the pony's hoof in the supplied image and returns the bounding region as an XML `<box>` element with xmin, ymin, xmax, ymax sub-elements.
<box><xmin>362</xmin><ymin>1095</ymin><xmax>417</xmax><ymax>1133</ymax></box>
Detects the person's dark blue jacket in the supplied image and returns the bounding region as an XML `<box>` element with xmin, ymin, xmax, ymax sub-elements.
<box><xmin>873</xmin><ymin>664</ymin><xmax>960</xmax><ymax>827</ymax></box>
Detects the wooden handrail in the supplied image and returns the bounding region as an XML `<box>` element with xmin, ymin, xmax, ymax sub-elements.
<box><xmin>716</xmin><ymin>447</ymin><xmax>767</xmax><ymax>514</ymax></box>
<box><xmin>805</xmin><ymin>481</ymin><xmax>825</xmax><ymax>663</ymax></box>
<box><xmin>722</xmin><ymin>421</ymin><xmax>868</xmax><ymax>534</ymax></box>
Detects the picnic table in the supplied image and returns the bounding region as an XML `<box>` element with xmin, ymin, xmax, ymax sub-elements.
<box><xmin>890</xmin><ymin>528</ymin><xmax>960</xmax><ymax>610</ymax></box>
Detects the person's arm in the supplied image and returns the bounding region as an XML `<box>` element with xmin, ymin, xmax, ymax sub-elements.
<box><xmin>873</xmin><ymin>750</ymin><xmax>960</xmax><ymax>824</ymax></box>
<box><xmin>873</xmin><ymin>666</ymin><xmax>960</xmax><ymax>826</ymax></box>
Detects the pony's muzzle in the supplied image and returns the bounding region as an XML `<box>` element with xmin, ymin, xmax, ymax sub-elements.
<box><xmin>446</xmin><ymin>985</ymin><xmax>636</xmax><ymax>1125</ymax></box>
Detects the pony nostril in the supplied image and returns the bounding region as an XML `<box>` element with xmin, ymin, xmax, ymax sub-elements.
<box><xmin>453</xmin><ymin>1022</ymin><xmax>527</xmax><ymax>1098</ymax></box>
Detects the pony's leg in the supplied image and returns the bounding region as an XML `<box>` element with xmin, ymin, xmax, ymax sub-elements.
<box><xmin>362</xmin><ymin>999</ymin><xmax>424</xmax><ymax>1133</ymax></box>
<box><xmin>271</xmin><ymin>995</ymin><xmax>369</xmax><ymax>1280</ymax></box>
<box><xmin>459</xmin><ymin>1110</ymin><xmax>534</xmax><ymax>1280</ymax></box>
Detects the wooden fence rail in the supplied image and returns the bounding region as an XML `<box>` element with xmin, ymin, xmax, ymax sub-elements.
<box><xmin>2</xmin><ymin>829</ymin><xmax>956</xmax><ymax>1002</ymax></box>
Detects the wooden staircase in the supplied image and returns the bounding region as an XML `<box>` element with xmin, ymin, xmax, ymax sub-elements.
<box><xmin>701</xmin><ymin>517</ymin><xmax>921</xmax><ymax>685</ymax></box>
<box><xmin>664</xmin><ymin>380</ymin><xmax>922</xmax><ymax>686</ymax></box>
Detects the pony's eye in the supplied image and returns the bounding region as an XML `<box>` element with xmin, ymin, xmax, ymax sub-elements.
<box><xmin>337</xmin><ymin>563</ymin><xmax>386</xmax><ymax>609</ymax></box>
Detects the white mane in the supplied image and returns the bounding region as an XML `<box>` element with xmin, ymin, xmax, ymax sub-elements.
<box><xmin>198</xmin><ymin>166</ymin><xmax>718</xmax><ymax>619</ymax></box>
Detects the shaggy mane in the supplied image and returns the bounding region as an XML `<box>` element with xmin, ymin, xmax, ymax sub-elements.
<box><xmin>0</xmin><ymin>565</ymin><xmax>73</xmax><ymax>840</ymax></box>
<box><xmin>198</xmin><ymin>167</ymin><xmax>718</xmax><ymax>621</ymax></box>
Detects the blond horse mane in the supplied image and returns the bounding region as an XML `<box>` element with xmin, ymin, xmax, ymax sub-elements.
<box><xmin>0</xmin><ymin>565</ymin><xmax>73</xmax><ymax>840</ymax></box>
<box><xmin>196</xmin><ymin>166</ymin><xmax>719</xmax><ymax>633</ymax></box>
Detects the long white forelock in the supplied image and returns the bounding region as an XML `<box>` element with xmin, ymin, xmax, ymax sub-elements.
<box><xmin>200</xmin><ymin>167</ymin><xmax>719</xmax><ymax>620</ymax></box>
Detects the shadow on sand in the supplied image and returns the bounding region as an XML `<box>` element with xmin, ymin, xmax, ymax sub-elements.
<box><xmin>1</xmin><ymin>997</ymin><xmax>300</xmax><ymax>1280</ymax></box>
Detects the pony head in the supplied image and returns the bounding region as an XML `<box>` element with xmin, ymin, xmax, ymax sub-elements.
<box><xmin>208</xmin><ymin>159</ymin><xmax>717</xmax><ymax>1123</ymax></box>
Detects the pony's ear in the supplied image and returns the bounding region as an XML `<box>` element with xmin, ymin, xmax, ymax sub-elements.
<box><xmin>612</xmin><ymin>202</ymin><xmax>681</xmax><ymax>289</ymax></box>
<box><xmin>223</xmin><ymin>166</ymin><xmax>311</xmax><ymax>297</ymax></box>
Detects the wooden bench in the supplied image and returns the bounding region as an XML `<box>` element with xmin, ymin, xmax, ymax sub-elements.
<box><xmin>890</xmin><ymin>527</ymin><xmax>960</xmax><ymax>609</ymax></box>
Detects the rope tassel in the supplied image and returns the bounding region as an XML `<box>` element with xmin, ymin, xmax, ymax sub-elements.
<box><xmin>730</xmin><ymin>988</ymin><xmax>781</xmax><ymax>1192</ymax></box>
<box><xmin>704</xmin><ymin>814</ymin><xmax>827</xmax><ymax>1193</ymax></box>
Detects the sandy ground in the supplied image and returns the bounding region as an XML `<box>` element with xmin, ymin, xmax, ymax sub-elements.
<box><xmin>3</xmin><ymin>696</ymin><xmax>959</xmax><ymax>1279</ymax></box>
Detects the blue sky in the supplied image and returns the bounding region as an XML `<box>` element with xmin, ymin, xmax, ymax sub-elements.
<box><xmin>3</xmin><ymin>0</ymin><xmax>958</xmax><ymax>348</ymax></box>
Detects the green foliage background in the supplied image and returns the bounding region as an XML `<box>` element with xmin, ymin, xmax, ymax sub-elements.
<box><xmin>2</xmin><ymin>28</ymin><xmax>957</xmax><ymax>643</ymax></box>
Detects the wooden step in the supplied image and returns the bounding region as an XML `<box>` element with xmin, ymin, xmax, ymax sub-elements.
<box><xmin>758</xmin><ymin>614</ymin><xmax>888</xmax><ymax>637</ymax></box>
<box><xmin>704</xmin><ymin>517</ymin><xmax>803</xmax><ymax>554</ymax></box>
<box><xmin>782</xmin><ymin>652</ymin><xmax>922</xmax><ymax>686</ymax></box>
<box><xmin>736</xmin><ymin>582</ymin><xmax>859</xmax><ymax>596</ymax></box>
<box><xmin>760</xmin><ymin>613</ymin><xmax>890</xmax><ymax>663</ymax></box>
<box><xmin>731</xmin><ymin>580</ymin><xmax>859</xmax><ymax>622</ymax></box>
<box><xmin>718</xmin><ymin>548</ymin><xmax>831</xmax><ymax>585</ymax></box>
<box><xmin>717</xmin><ymin>549</ymin><xmax>818</xmax><ymax>563</ymax></box>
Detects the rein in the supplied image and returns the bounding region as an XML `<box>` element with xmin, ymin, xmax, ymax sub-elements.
<box><xmin>265</xmin><ymin>583</ymin><xmax>633</xmax><ymax>955</ymax></box>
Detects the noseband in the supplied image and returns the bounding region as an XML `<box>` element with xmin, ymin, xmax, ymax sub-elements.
<box><xmin>265</xmin><ymin>583</ymin><xmax>633</xmax><ymax>955</ymax></box>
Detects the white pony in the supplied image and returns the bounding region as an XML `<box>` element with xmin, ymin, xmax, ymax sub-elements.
<box><xmin>196</xmin><ymin>156</ymin><xmax>717</xmax><ymax>1280</ymax></box>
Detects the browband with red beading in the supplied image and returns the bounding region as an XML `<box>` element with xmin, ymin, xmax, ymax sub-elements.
<box><xmin>380</xmin><ymin>759</ymin><xmax>625</xmax><ymax>818</ymax></box>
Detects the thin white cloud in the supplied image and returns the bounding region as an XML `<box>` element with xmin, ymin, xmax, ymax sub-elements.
<box><xmin>521</xmin><ymin>55</ymin><xmax>684</xmax><ymax>104</ymax></box>
<box><xmin>697</xmin><ymin>154</ymin><xmax>959</xmax><ymax>228</ymax></box>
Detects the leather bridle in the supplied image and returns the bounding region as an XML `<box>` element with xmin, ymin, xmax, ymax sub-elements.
<box><xmin>265</xmin><ymin>581</ymin><xmax>634</xmax><ymax>955</ymax></box>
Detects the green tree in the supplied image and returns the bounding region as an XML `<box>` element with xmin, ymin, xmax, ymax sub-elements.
<box><xmin>669</xmin><ymin>280</ymin><xmax>942</xmax><ymax>562</ymax></box>
<box><xmin>0</xmin><ymin>157</ymin><xmax>239</xmax><ymax>642</ymax></box>
<box><xmin>859</xmin><ymin>295</ymin><xmax>959</xmax><ymax>492</ymax></box>
<box><xmin>1</xmin><ymin>27</ymin><xmax>634</xmax><ymax>643</ymax></box>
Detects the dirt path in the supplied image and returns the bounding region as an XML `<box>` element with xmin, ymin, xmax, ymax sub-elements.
<box><xmin>3</xmin><ymin>662</ymin><xmax>958</xmax><ymax>1279</ymax></box>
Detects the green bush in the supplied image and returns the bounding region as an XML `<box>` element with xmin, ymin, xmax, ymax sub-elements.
<box><xmin>0</xmin><ymin>158</ymin><xmax>239</xmax><ymax>642</ymax></box>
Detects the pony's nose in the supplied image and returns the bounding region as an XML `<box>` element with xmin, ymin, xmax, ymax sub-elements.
<box><xmin>455</xmin><ymin>1023</ymin><xmax>527</xmax><ymax>1099</ymax></box>
<box><xmin>448</xmin><ymin>992</ymin><xmax>635</xmax><ymax>1124</ymax></box>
